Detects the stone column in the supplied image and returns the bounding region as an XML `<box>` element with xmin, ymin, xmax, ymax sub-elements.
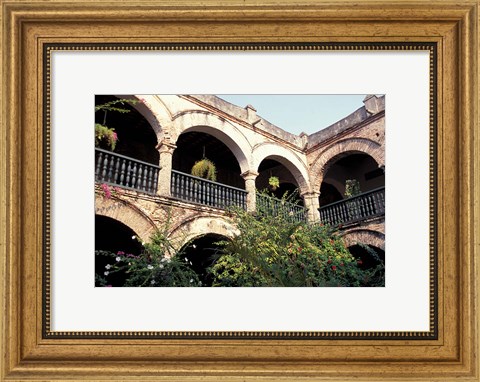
<box><xmin>156</xmin><ymin>140</ymin><xmax>176</xmax><ymax>197</ymax></box>
<box><xmin>301</xmin><ymin>191</ymin><xmax>320</xmax><ymax>223</ymax></box>
<box><xmin>241</xmin><ymin>170</ymin><xmax>259</xmax><ymax>212</ymax></box>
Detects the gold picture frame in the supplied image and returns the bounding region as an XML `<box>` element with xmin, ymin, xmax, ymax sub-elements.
<box><xmin>1</xmin><ymin>0</ymin><xmax>478</xmax><ymax>380</ymax></box>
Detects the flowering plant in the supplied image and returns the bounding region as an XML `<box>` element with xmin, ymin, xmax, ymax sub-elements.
<box><xmin>95</xmin><ymin>123</ymin><xmax>118</xmax><ymax>150</ymax></box>
<box><xmin>95</xmin><ymin>231</ymin><xmax>201</xmax><ymax>287</ymax></box>
<box><xmin>94</xmin><ymin>98</ymin><xmax>139</xmax><ymax>151</ymax></box>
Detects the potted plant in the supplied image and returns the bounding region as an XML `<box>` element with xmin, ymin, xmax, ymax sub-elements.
<box><xmin>191</xmin><ymin>158</ymin><xmax>217</xmax><ymax>181</ymax></box>
<box><xmin>268</xmin><ymin>176</ymin><xmax>280</xmax><ymax>191</ymax></box>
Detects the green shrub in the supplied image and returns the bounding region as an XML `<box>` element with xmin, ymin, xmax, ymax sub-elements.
<box><xmin>209</xmin><ymin>193</ymin><xmax>384</xmax><ymax>287</ymax></box>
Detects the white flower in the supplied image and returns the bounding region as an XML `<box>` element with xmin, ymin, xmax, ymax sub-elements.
<box><xmin>189</xmin><ymin>279</ymin><xmax>194</xmax><ymax>283</ymax></box>
<box><xmin>189</xmin><ymin>261</ymin><xmax>193</xmax><ymax>266</ymax></box>
<box><xmin>192</xmin><ymin>244</ymin><xmax>197</xmax><ymax>249</ymax></box>
<box><xmin>104</xmin><ymin>271</ymin><xmax>109</xmax><ymax>276</ymax></box>
<box><xmin>105</xmin><ymin>264</ymin><xmax>111</xmax><ymax>270</ymax></box>
<box><xmin>159</xmin><ymin>264</ymin><xmax>164</xmax><ymax>269</ymax></box>
<box><xmin>131</xmin><ymin>235</ymin><xmax>136</xmax><ymax>240</ymax></box>
<box><xmin>115</xmin><ymin>256</ymin><xmax>121</xmax><ymax>262</ymax></box>
<box><xmin>160</xmin><ymin>258</ymin><xmax>167</xmax><ymax>263</ymax></box>
<box><xmin>184</xmin><ymin>257</ymin><xmax>189</xmax><ymax>262</ymax></box>
<box><xmin>166</xmin><ymin>258</ymin><xmax>171</xmax><ymax>263</ymax></box>
<box><xmin>151</xmin><ymin>280</ymin><xmax>156</xmax><ymax>285</ymax></box>
<box><xmin>141</xmin><ymin>242</ymin><xmax>145</xmax><ymax>246</ymax></box>
<box><xmin>147</xmin><ymin>265</ymin><xmax>154</xmax><ymax>270</ymax></box>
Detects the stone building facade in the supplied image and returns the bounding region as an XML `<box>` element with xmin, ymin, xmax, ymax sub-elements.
<box><xmin>95</xmin><ymin>94</ymin><xmax>385</xmax><ymax>265</ymax></box>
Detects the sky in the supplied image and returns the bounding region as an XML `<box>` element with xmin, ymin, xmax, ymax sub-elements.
<box><xmin>216</xmin><ymin>95</ymin><xmax>367</xmax><ymax>136</ymax></box>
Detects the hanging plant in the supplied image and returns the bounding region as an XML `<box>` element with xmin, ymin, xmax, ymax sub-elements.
<box><xmin>95</xmin><ymin>123</ymin><xmax>118</xmax><ymax>150</ymax></box>
<box><xmin>268</xmin><ymin>176</ymin><xmax>280</xmax><ymax>191</ymax></box>
<box><xmin>344</xmin><ymin>179</ymin><xmax>361</xmax><ymax>198</ymax></box>
<box><xmin>191</xmin><ymin>158</ymin><xmax>217</xmax><ymax>181</ymax></box>
<box><xmin>94</xmin><ymin>98</ymin><xmax>139</xmax><ymax>151</ymax></box>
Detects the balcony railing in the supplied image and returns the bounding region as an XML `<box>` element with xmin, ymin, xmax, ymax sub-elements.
<box><xmin>256</xmin><ymin>193</ymin><xmax>307</xmax><ymax>223</ymax></box>
<box><xmin>319</xmin><ymin>187</ymin><xmax>385</xmax><ymax>226</ymax></box>
<box><xmin>171</xmin><ymin>170</ymin><xmax>247</xmax><ymax>209</ymax></box>
<box><xmin>95</xmin><ymin>148</ymin><xmax>160</xmax><ymax>194</ymax></box>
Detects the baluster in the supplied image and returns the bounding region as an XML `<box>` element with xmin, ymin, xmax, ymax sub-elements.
<box><xmin>107</xmin><ymin>154</ymin><xmax>116</xmax><ymax>183</ymax></box>
<box><xmin>204</xmin><ymin>181</ymin><xmax>209</xmax><ymax>205</ymax></box>
<box><xmin>113</xmin><ymin>156</ymin><xmax>120</xmax><ymax>185</ymax></box>
<box><xmin>125</xmin><ymin>161</ymin><xmax>132</xmax><ymax>187</ymax></box>
<box><xmin>95</xmin><ymin>152</ymin><xmax>103</xmax><ymax>181</ymax></box>
<box><xmin>137</xmin><ymin>164</ymin><xmax>144</xmax><ymax>190</ymax></box>
<box><xmin>146</xmin><ymin>167</ymin><xmax>152</xmax><ymax>193</ymax></box>
<box><xmin>101</xmin><ymin>153</ymin><xmax>109</xmax><ymax>181</ymax></box>
<box><xmin>178</xmin><ymin>173</ymin><xmax>184</xmax><ymax>200</ymax></box>
<box><xmin>171</xmin><ymin>172</ymin><xmax>177</xmax><ymax>197</ymax></box>
<box><xmin>119</xmin><ymin>159</ymin><xmax>126</xmax><ymax>187</ymax></box>
<box><xmin>152</xmin><ymin>167</ymin><xmax>159</xmax><ymax>193</ymax></box>
<box><xmin>367</xmin><ymin>195</ymin><xmax>374</xmax><ymax>216</ymax></box>
<box><xmin>213</xmin><ymin>185</ymin><xmax>218</xmax><ymax>208</ymax></box>
<box><xmin>221</xmin><ymin>186</ymin><xmax>226</xmax><ymax>207</ymax></box>
<box><xmin>131</xmin><ymin>162</ymin><xmax>138</xmax><ymax>189</ymax></box>
<box><xmin>142</xmin><ymin>165</ymin><xmax>149</xmax><ymax>192</ymax></box>
<box><xmin>185</xmin><ymin>176</ymin><xmax>190</xmax><ymax>201</ymax></box>
<box><xmin>379</xmin><ymin>191</ymin><xmax>386</xmax><ymax>213</ymax></box>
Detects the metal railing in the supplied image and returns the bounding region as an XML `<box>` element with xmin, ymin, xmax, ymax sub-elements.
<box><xmin>171</xmin><ymin>170</ymin><xmax>247</xmax><ymax>209</ymax></box>
<box><xmin>256</xmin><ymin>193</ymin><xmax>307</xmax><ymax>223</ymax></box>
<box><xmin>95</xmin><ymin>148</ymin><xmax>160</xmax><ymax>194</ymax></box>
<box><xmin>319</xmin><ymin>187</ymin><xmax>385</xmax><ymax>226</ymax></box>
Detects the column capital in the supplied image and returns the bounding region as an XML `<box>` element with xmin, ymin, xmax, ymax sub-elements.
<box><xmin>156</xmin><ymin>140</ymin><xmax>177</xmax><ymax>154</ymax></box>
<box><xmin>301</xmin><ymin>190</ymin><xmax>320</xmax><ymax>199</ymax></box>
<box><xmin>240</xmin><ymin>170</ymin><xmax>259</xmax><ymax>181</ymax></box>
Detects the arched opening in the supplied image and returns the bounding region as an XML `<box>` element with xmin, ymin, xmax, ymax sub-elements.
<box><xmin>95</xmin><ymin>215</ymin><xmax>143</xmax><ymax>286</ymax></box>
<box><xmin>319</xmin><ymin>182</ymin><xmax>343</xmax><ymax>206</ymax></box>
<box><xmin>320</xmin><ymin>153</ymin><xmax>384</xmax><ymax>203</ymax></box>
<box><xmin>95</xmin><ymin>95</ymin><xmax>159</xmax><ymax>165</ymax></box>
<box><xmin>348</xmin><ymin>244</ymin><xmax>385</xmax><ymax>270</ymax></box>
<box><xmin>318</xmin><ymin>152</ymin><xmax>385</xmax><ymax>226</ymax></box>
<box><xmin>256</xmin><ymin>158</ymin><xmax>303</xmax><ymax>205</ymax></box>
<box><xmin>180</xmin><ymin>234</ymin><xmax>228</xmax><ymax>286</ymax></box>
<box><xmin>172</xmin><ymin>131</ymin><xmax>244</xmax><ymax>189</ymax></box>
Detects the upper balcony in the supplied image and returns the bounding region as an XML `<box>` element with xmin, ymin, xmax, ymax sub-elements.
<box><xmin>95</xmin><ymin>148</ymin><xmax>385</xmax><ymax>227</ymax></box>
<box><xmin>319</xmin><ymin>187</ymin><xmax>385</xmax><ymax>227</ymax></box>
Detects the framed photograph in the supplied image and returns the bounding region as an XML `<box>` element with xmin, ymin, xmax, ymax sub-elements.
<box><xmin>1</xmin><ymin>0</ymin><xmax>478</xmax><ymax>380</ymax></box>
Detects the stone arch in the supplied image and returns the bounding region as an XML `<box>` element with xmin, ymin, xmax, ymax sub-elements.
<box><xmin>115</xmin><ymin>94</ymin><xmax>174</xmax><ymax>141</ymax></box>
<box><xmin>168</xmin><ymin>215</ymin><xmax>239</xmax><ymax>250</ymax></box>
<box><xmin>342</xmin><ymin>229</ymin><xmax>385</xmax><ymax>250</ymax></box>
<box><xmin>95</xmin><ymin>194</ymin><xmax>157</xmax><ymax>242</ymax></box>
<box><xmin>253</xmin><ymin>142</ymin><xmax>310</xmax><ymax>194</ymax></box>
<box><xmin>310</xmin><ymin>138</ymin><xmax>384</xmax><ymax>191</ymax></box>
<box><xmin>171</xmin><ymin>111</ymin><xmax>252</xmax><ymax>174</ymax></box>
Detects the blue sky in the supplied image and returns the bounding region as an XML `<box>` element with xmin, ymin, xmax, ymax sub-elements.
<box><xmin>217</xmin><ymin>95</ymin><xmax>367</xmax><ymax>136</ymax></box>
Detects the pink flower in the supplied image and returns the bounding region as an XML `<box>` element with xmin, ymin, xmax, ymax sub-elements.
<box><xmin>331</xmin><ymin>265</ymin><xmax>337</xmax><ymax>271</ymax></box>
<box><xmin>101</xmin><ymin>183</ymin><xmax>111</xmax><ymax>199</ymax></box>
<box><xmin>112</xmin><ymin>131</ymin><xmax>118</xmax><ymax>141</ymax></box>
<box><xmin>117</xmin><ymin>251</ymin><xmax>124</xmax><ymax>255</ymax></box>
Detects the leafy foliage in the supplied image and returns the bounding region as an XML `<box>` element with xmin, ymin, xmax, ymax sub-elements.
<box><xmin>268</xmin><ymin>176</ymin><xmax>280</xmax><ymax>190</ymax></box>
<box><xmin>95</xmin><ymin>230</ymin><xmax>201</xmax><ymax>287</ymax></box>
<box><xmin>95</xmin><ymin>123</ymin><xmax>118</xmax><ymax>150</ymax></box>
<box><xmin>191</xmin><ymin>158</ymin><xmax>217</xmax><ymax>181</ymax></box>
<box><xmin>344</xmin><ymin>179</ymin><xmax>361</xmax><ymax>198</ymax></box>
<box><xmin>209</xmin><ymin>193</ymin><xmax>384</xmax><ymax>287</ymax></box>
<box><xmin>94</xmin><ymin>98</ymin><xmax>139</xmax><ymax>151</ymax></box>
